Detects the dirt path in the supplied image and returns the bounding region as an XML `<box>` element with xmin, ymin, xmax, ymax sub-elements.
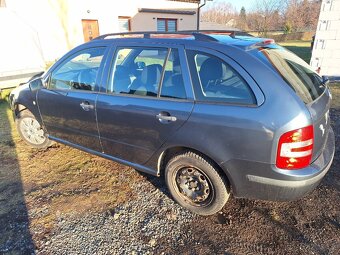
<box><xmin>0</xmin><ymin>85</ymin><xmax>339</xmax><ymax>254</ymax></box>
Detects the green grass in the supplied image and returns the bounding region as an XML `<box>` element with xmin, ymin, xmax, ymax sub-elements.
<box><xmin>0</xmin><ymin>88</ymin><xmax>13</xmax><ymax>101</ymax></box>
<box><xmin>278</xmin><ymin>40</ymin><xmax>312</xmax><ymax>63</ymax></box>
<box><xmin>330</xmin><ymin>83</ymin><xmax>340</xmax><ymax>110</ymax></box>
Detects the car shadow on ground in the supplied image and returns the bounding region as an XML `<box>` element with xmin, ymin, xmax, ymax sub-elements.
<box><xmin>0</xmin><ymin>101</ymin><xmax>35</xmax><ymax>253</ymax></box>
<box><xmin>137</xmin><ymin>171</ymin><xmax>172</xmax><ymax>197</ymax></box>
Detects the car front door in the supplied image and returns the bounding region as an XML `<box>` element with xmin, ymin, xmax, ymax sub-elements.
<box><xmin>37</xmin><ymin>46</ymin><xmax>107</xmax><ymax>151</ymax></box>
<box><xmin>96</xmin><ymin>43</ymin><xmax>194</xmax><ymax>164</ymax></box>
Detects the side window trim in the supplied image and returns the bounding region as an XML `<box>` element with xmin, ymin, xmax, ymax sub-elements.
<box><xmin>185</xmin><ymin>46</ymin><xmax>265</xmax><ymax>106</ymax></box>
<box><xmin>108</xmin><ymin>46</ymin><xmax>168</xmax><ymax>97</ymax></box>
<box><xmin>157</xmin><ymin>48</ymin><xmax>172</xmax><ymax>98</ymax></box>
<box><xmin>105</xmin><ymin>42</ymin><xmax>194</xmax><ymax>101</ymax></box>
<box><xmin>46</xmin><ymin>46</ymin><xmax>108</xmax><ymax>92</ymax></box>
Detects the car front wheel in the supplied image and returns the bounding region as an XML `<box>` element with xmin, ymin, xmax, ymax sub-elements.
<box><xmin>165</xmin><ymin>151</ymin><xmax>230</xmax><ymax>215</ymax></box>
<box><xmin>16</xmin><ymin>110</ymin><xmax>51</xmax><ymax>148</ymax></box>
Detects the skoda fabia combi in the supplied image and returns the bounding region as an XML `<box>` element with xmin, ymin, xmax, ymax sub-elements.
<box><xmin>10</xmin><ymin>31</ymin><xmax>335</xmax><ymax>215</ymax></box>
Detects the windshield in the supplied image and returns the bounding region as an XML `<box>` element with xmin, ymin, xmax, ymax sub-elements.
<box><xmin>253</xmin><ymin>47</ymin><xmax>325</xmax><ymax>103</ymax></box>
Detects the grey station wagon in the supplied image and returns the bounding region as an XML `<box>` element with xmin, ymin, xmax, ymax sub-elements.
<box><xmin>9</xmin><ymin>31</ymin><xmax>335</xmax><ymax>215</ymax></box>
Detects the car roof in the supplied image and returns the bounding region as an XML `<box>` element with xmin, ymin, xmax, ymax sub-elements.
<box><xmin>85</xmin><ymin>31</ymin><xmax>275</xmax><ymax>50</ymax></box>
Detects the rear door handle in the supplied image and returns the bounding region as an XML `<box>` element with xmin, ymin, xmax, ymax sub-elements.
<box><xmin>156</xmin><ymin>113</ymin><xmax>177</xmax><ymax>122</ymax></box>
<box><xmin>80</xmin><ymin>101</ymin><xmax>94</xmax><ymax>111</ymax></box>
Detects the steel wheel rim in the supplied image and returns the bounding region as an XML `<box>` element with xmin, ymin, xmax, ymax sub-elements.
<box><xmin>174</xmin><ymin>166</ymin><xmax>214</xmax><ymax>207</ymax></box>
<box><xmin>20</xmin><ymin>117</ymin><xmax>46</xmax><ymax>145</ymax></box>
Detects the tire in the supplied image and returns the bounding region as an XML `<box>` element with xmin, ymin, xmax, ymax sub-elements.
<box><xmin>15</xmin><ymin>110</ymin><xmax>51</xmax><ymax>148</ymax></box>
<box><xmin>165</xmin><ymin>151</ymin><xmax>230</xmax><ymax>216</ymax></box>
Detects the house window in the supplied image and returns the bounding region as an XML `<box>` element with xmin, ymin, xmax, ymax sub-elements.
<box><xmin>118</xmin><ymin>16</ymin><xmax>131</xmax><ymax>32</ymax></box>
<box><xmin>157</xmin><ymin>18</ymin><xmax>177</xmax><ymax>32</ymax></box>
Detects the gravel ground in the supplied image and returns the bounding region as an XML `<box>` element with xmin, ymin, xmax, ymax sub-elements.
<box><xmin>1</xmin><ymin>85</ymin><xmax>339</xmax><ymax>254</ymax></box>
<box><xmin>38</xmin><ymin>178</ymin><xmax>197</xmax><ymax>255</ymax></box>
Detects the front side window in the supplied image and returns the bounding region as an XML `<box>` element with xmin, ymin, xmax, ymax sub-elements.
<box><xmin>109</xmin><ymin>47</ymin><xmax>186</xmax><ymax>99</ymax></box>
<box><xmin>187</xmin><ymin>50</ymin><xmax>256</xmax><ymax>104</ymax></box>
<box><xmin>49</xmin><ymin>47</ymin><xmax>105</xmax><ymax>91</ymax></box>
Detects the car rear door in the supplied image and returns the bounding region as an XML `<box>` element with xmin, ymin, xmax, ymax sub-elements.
<box><xmin>37</xmin><ymin>46</ymin><xmax>108</xmax><ymax>152</ymax></box>
<box><xmin>96</xmin><ymin>43</ymin><xmax>194</xmax><ymax>165</ymax></box>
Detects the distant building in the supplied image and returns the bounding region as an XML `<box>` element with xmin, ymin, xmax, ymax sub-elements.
<box><xmin>310</xmin><ymin>0</ymin><xmax>340</xmax><ymax>79</ymax></box>
<box><xmin>0</xmin><ymin>0</ymin><xmax>199</xmax><ymax>88</ymax></box>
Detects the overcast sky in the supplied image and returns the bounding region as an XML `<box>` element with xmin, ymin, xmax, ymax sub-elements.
<box><xmin>204</xmin><ymin>0</ymin><xmax>256</xmax><ymax>12</ymax></box>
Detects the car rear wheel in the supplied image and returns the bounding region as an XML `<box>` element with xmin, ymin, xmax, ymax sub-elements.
<box><xmin>16</xmin><ymin>110</ymin><xmax>51</xmax><ymax>148</ymax></box>
<box><xmin>165</xmin><ymin>151</ymin><xmax>230</xmax><ymax>215</ymax></box>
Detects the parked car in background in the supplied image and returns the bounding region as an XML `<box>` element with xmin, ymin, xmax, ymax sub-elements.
<box><xmin>9</xmin><ymin>31</ymin><xmax>335</xmax><ymax>215</ymax></box>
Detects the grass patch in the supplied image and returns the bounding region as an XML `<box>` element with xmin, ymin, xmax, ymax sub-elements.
<box><xmin>278</xmin><ymin>40</ymin><xmax>312</xmax><ymax>63</ymax></box>
<box><xmin>330</xmin><ymin>83</ymin><xmax>340</xmax><ymax>110</ymax></box>
<box><xmin>0</xmin><ymin>88</ymin><xmax>13</xmax><ymax>102</ymax></box>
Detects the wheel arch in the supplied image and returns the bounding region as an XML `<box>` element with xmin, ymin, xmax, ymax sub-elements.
<box><xmin>13</xmin><ymin>102</ymin><xmax>46</xmax><ymax>133</ymax></box>
<box><xmin>14</xmin><ymin>103</ymin><xmax>28</xmax><ymax>117</ymax></box>
<box><xmin>158</xmin><ymin>146</ymin><xmax>234</xmax><ymax>193</ymax></box>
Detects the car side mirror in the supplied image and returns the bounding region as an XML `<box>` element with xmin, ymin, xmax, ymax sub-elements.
<box><xmin>29</xmin><ymin>78</ymin><xmax>44</xmax><ymax>91</ymax></box>
<box><xmin>136</xmin><ymin>61</ymin><xmax>146</xmax><ymax>70</ymax></box>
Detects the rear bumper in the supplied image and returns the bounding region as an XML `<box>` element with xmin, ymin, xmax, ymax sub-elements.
<box><xmin>222</xmin><ymin>127</ymin><xmax>335</xmax><ymax>201</ymax></box>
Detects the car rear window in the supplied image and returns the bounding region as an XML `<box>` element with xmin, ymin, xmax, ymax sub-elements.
<box><xmin>253</xmin><ymin>47</ymin><xmax>325</xmax><ymax>103</ymax></box>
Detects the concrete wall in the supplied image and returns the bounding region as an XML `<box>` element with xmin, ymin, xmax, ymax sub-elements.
<box><xmin>3</xmin><ymin>0</ymin><xmax>197</xmax><ymax>62</ymax></box>
<box><xmin>310</xmin><ymin>0</ymin><xmax>340</xmax><ymax>76</ymax></box>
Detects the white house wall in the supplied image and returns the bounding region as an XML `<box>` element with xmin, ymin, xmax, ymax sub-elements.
<box><xmin>4</xmin><ymin>0</ymin><xmax>197</xmax><ymax>62</ymax></box>
<box><xmin>310</xmin><ymin>0</ymin><xmax>340</xmax><ymax>77</ymax></box>
<box><xmin>0</xmin><ymin>8</ymin><xmax>46</xmax><ymax>88</ymax></box>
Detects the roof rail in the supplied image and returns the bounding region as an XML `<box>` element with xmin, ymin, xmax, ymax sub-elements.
<box><xmin>93</xmin><ymin>30</ymin><xmax>248</xmax><ymax>42</ymax></box>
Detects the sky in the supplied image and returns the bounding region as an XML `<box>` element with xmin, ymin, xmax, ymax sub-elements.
<box><xmin>204</xmin><ymin>0</ymin><xmax>256</xmax><ymax>12</ymax></box>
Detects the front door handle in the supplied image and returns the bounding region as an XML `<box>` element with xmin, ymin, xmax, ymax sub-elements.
<box><xmin>156</xmin><ymin>112</ymin><xmax>177</xmax><ymax>123</ymax></box>
<box><xmin>80</xmin><ymin>101</ymin><xmax>94</xmax><ymax>111</ymax></box>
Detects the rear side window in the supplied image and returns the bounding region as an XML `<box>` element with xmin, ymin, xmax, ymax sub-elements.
<box><xmin>187</xmin><ymin>50</ymin><xmax>256</xmax><ymax>105</ymax></box>
<box><xmin>253</xmin><ymin>47</ymin><xmax>325</xmax><ymax>103</ymax></box>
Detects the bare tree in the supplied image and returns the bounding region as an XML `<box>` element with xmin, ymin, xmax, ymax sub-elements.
<box><xmin>201</xmin><ymin>0</ymin><xmax>321</xmax><ymax>33</ymax></box>
<box><xmin>201</xmin><ymin>2</ymin><xmax>237</xmax><ymax>26</ymax></box>
<box><xmin>285</xmin><ymin>0</ymin><xmax>321</xmax><ymax>32</ymax></box>
<box><xmin>251</xmin><ymin>0</ymin><xmax>283</xmax><ymax>34</ymax></box>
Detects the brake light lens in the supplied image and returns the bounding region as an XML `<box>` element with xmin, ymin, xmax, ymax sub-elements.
<box><xmin>276</xmin><ymin>125</ymin><xmax>314</xmax><ymax>169</ymax></box>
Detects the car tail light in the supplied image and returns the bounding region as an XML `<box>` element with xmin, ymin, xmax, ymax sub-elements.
<box><xmin>276</xmin><ymin>125</ymin><xmax>314</xmax><ymax>169</ymax></box>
